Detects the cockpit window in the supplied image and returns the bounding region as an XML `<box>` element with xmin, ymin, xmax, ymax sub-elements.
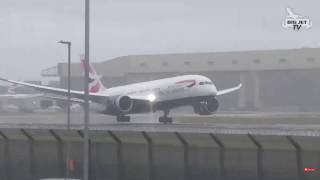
<box><xmin>199</xmin><ymin>81</ymin><xmax>212</xmax><ymax>85</ymax></box>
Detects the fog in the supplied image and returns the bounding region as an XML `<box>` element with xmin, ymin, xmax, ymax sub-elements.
<box><xmin>1</xmin><ymin>2</ymin><xmax>320</xmax><ymax>179</ymax></box>
<box><xmin>0</xmin><ymin>0</ymin><xmax>319</xmax><ymax>80</ymax></box>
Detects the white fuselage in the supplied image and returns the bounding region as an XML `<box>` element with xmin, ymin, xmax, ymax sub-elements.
<box><xmin>0</xmin><ymin>72</ymin><xmax>241</xmax><ymax>119</ymax></box>
<box><xmin>101</xmin><ymin>75</ymin><xmax>217</xmax><ymax>102</ymax></box>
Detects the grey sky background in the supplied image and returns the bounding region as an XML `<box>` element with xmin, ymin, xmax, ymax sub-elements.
<box><xmin>0</xmin><ymin>0</ymin><xmax>319</xmax><ymax>80</ymax></box>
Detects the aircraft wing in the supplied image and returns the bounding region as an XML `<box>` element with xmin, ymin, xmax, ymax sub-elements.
<box><xmin>0</xmin><ymin>77</ymin><xmax>151</xmax><ymax>105</ymax></box>
<box><xmin>41</xmin><ymin>95</ymin><xmax>86</xmax><ymax>104</ymax></box>
<box><xmin>0</xmin><ymin>94</ymin><xmax>43</xmax><ymax>99</ymax></box>
<box><xmin>216</xmin><ymin>83</ymin><xmax>242</xmax><ymax>96</ymax></box>
<box><xmin>0</xmin><ymin>77</ymin><xmax>107</xmax><ymax>104</ymax></box>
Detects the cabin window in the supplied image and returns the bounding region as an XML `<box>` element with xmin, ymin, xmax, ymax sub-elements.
<box><xmin>199</xmin><ymin>81</ymin><xmax>213</xmax><ymax>85</ymax></box>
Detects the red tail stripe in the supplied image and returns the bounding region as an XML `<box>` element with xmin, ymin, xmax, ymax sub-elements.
<box><xmin>90</xmin><ymin>83</ymin><xmax>100</xmax><ymax>93</ymax></box>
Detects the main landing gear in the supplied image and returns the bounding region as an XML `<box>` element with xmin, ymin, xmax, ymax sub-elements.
<box><xmin>117</xmin><ymin>115</ymin><xmax>130</xmax><ymax>122</ymax></box>
<box><xmin>158</xmin><ymin>109</ymin><xmax>173</xmax><ymax>124</ymax></box>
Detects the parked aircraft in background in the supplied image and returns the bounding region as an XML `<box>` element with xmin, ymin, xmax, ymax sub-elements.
<box><xmin>0</xmin><ymin>85</ymin><xmax>43</xmax><ymax>112</ymax></box>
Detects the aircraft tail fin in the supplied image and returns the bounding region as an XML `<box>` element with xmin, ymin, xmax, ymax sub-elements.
<box><xmin>80</xmin><ymin>56</ymin><xmax>106</xmax><ymax>93</ymax></box>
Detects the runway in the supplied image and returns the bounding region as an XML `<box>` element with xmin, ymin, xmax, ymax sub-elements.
<box><xmin>0</xmin><ymin>111</ymin><xmax>320</xmax><ymax>125</ymax></box>
<box><xmin>0</xmin><ymin>111</ymin><xmax>320</xmax><ymax>137</ymax></box>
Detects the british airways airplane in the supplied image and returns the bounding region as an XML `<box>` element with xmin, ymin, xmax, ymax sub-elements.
<box><xmin>0</xmin><ymin>61</ymin><xmax>241</xmax><ymax>123</ymax></box>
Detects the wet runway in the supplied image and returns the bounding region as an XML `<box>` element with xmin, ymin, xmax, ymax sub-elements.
<box><xmin>0</xmin><ymin>111</ymin><xmax>319</xmax><ymax>124</ymax></box>
<box><xmin>0</xmin><ymin>111</ymin><xmax>319</xmax><ymax>126</ymax></box>
<box><xmin>0</xmin><ymin>111</ymin><xmax>320</xmax><ymax>136</ymax></box>
<box><xmin>0</xmin><ymin>111</ymin><xmax>158</xmax><ymax>125</ymax></box>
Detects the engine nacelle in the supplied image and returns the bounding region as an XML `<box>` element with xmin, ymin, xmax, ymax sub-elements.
<box><xmin>115</xmin><ymin>95</ymin><xmax>133</xmax><ymax>113</ymax></box>
<box><xmin>193</xmin><ymin>97</ymin><xmax>219</xmax><ymax>115</ymax></box>
<box><xmin>107</xmin><ymin>95</ymin><xmax>133</xmax><ymax>114</ymax></box>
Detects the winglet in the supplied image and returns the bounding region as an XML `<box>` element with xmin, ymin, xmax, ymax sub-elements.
<box><xmin>216</xmin><ymin>83</ymin><xmax>242</xmax><ymax>96</ymax></box>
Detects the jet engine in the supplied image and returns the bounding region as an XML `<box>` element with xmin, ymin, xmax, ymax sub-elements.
<box><xmin>107</xmin><ymin>95</ymin><xmax>133</xmax><ymax>114</ymax></box>
<box><xmin>193</xmin><ymin>97</ymin><xmax>219</xmax><ymax>115</ymax></box>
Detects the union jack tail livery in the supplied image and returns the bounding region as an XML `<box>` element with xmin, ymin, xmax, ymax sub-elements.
<box><xmin>80</xmin><ymin>57</ymin><xmax>106</xmax><ymax>93</ymax></box>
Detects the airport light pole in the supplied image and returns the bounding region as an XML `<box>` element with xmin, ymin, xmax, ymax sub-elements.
<box><xmin>83</xmin><ymin>0</ymin><xmax>90</xmax><ymax>180</ymax></box>
<box><xmin>58</xmin><ymin>40</ymin><xmax>71</xmax><ymax>130</ymax></box>
<box><xmin>58</xmin><ymin>40</ymin><xmax>71</xmax><ymax>180</ymax></box>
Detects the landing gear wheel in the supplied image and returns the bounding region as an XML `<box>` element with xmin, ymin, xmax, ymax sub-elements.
<box><xmin>117</xmin><ymin>115</ymin><xmax>130</xmax><ymax>122</ymax></box>
<box><xmin>158</xmin><ymin>117</ymin><xmax>173</xmax><ymax>124</ymax></box>
<box><xmin>159</xmin><ymin>109</ymin><xmax>173</xmax><ymax>124</ymax></box>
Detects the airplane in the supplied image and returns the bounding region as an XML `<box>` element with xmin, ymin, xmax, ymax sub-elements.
<box><xmin>0</xmin><ymin>61</ymin><xmax>242</xmax><ymax>123</ymax></box>
<box><xmin>0</xmin><ymin>85</ymin><xmax>43</xmax><ymax>112</ymax></box>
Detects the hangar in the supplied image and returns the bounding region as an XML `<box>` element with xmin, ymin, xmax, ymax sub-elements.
<box><xmin>42</xmin><ymin>47</ymin><xmax>320</xmax><ymax>112</ymax></box>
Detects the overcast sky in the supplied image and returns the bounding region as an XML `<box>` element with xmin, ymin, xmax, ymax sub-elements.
<box><xmin>0</xmin><ymin>0</ymin><xmax>319</xmax><ymax>80</ymax></box>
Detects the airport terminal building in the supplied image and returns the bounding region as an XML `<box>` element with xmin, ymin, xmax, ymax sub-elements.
<box><xmin>42</xmin><ymin>48</ymin><xmax>320</xmax><ymax>112</ymax></box>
